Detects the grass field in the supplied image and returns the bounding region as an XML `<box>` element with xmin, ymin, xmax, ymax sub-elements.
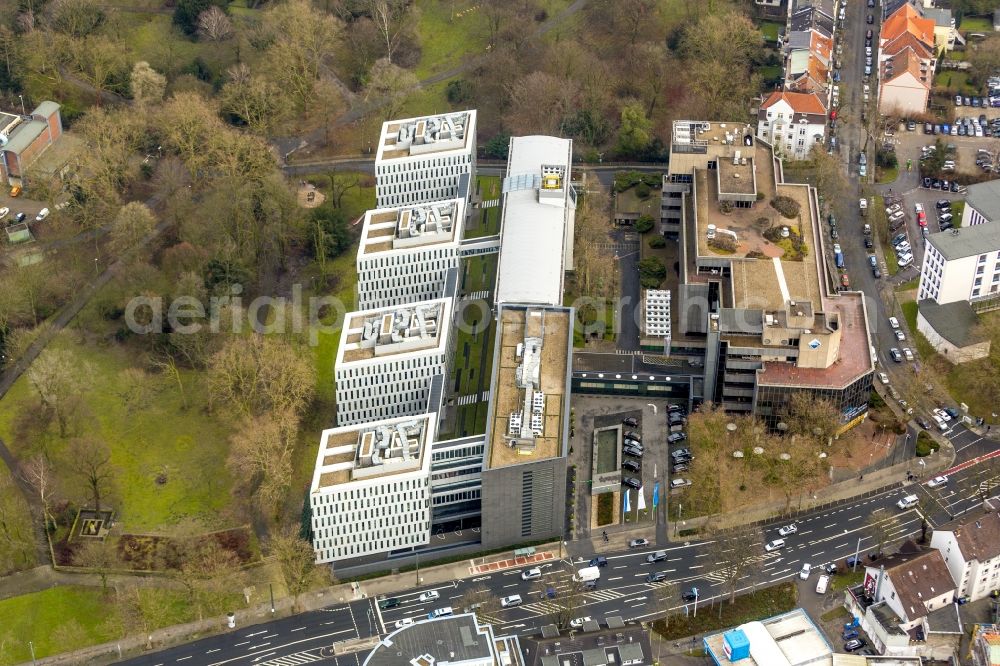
<box><xmin>960</xmin><ymin>17</ymin><xmax>993</xmax><ymax>34</ymax></box>
<box><xmin>877</xmin><ymin>165</ymin><xmax>899</xmax><ymax>184</ymax></box>
<box><xmin>934</xmin><ymin>72</ymin><xmax>979</xmax><ymax>95</ymax></box>
<box><xmin>412</xmin><ymin>1</ymin><xmax>489</xmax><ymax>80</ymax></box>
<box><xmin>465</xmin><ymin>177</ymin><xmax>503</xmax><ymax>239</ymax></box>
<box><xmin>0</xmin><ymin>585</ymin><xmax>239</xmax><ymax>665</ymax></box>
<box><xmin>652</xmin><ymin>582</ymin><xmax>797</xmax><ymax>641</ymax></box>
<box><xmin>758</xmin><ymin>21</ymin><xmax>783</xmax><ymax>43</ymax></box>
<box><xmin>0</xmin><ymin>333</ymin><xmax>236</xmax><ymax>532</ymax></box>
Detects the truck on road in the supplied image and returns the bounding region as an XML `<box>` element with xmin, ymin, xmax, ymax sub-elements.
<box><xmin>573</xmin><ymin>566</ymin><xmax>601</xmax><ymax>583</ymax></box>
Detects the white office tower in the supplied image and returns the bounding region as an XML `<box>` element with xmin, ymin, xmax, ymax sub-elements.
<box><xmin>309</xmin><ymin>413</ymin><xmax>435</xmax><ymax>563</ymax></box>
<box><xmin>334</xmin><ymin>298</ymin><xmax>453</xmax><ymax>426</ymax></box>
<box><xmin>356</xmin><ymin>197</ymin><xmax>466</xmax><ymax>310</ymax></box>
<box><xmin>495</xmin><ymin>136</ymin><xmax>576</xmax><ymax>307</ymax></box>
<box><xmin>375</xmin><ymin>111</ymin><xmax>477</xmax><ymax>208</ymax></box>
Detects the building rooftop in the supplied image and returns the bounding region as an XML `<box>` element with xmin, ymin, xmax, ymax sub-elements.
<box><xmin>831</xmin><ymin>657</ymin><xmax>922</xmax><ymax>665</ymax></box>
<box><xmin>964</xmin><ymin>180</ymin><xmax>1000</xmax><ymax>222</ymax></box>
<box><xmin>337</xmin><ymin>299</ymin><xmax>452</xmax><ymax>365</ymax></box>
<box><xmin>758</xmin><ymin>293</ymin><xmax>873</xmax><ymax>389</ymax></box>
<box><xmin>935</xmin><ymin>509</ymin><xmax>1000</xmax><ymax>563</ymax></box>
<box><xmin>359</xmin><ymin>199</ymin><xmax>465</xmax><ymax>257</ymax></box>
<box><xmin>881</xmin><ymin>3</ymin><xmax>935</xmax><ymax>46</ymax></box>
<box><xmin>703</xmin><ymin>608</ymin><xmax>832</xmax><ymax>666</ymax></box>
<box><xmin>520</xmin><ymin>623</ymin><xmax>650</xmax><ymax>666</ymax></box>
<box><xmin>487</xmin><ymin>307</ymin><xmax>571</xmax><ymax>469</ymax></box>
<box><xmin>376</xmin><ymin>111</ymin><xmax>475</xmax><ymax>162</ymax></box>
<box><xmin>759</xmin><ymin>90</ymin><xmax>828</xmax><ymax>117</ymax></box>
<box><xmin>311</xmin><ymin>413</ymin><xmax>435</xmax><ymax>491</ymax></box>
<box><xmin>925</xmin><ymin>603</ymin><xmax>963</xmax><ymax>634</ymax></box>
<box><xmin>494</xmin><ymin>135</ymin><xmax>574</xmax><ymax>306</ymax></box>
<box><xmin>918</xmin><ymin>299</ymin><xmax>986</xmax><ymax>348</ymax></box>
<box><xmin>364</xmin><ymin>613</ymin><xmax>518</xmax><ymax>666</ymax></box>
<box><xmin>882</xmin><ymin>548</ymin><xmax>955</xmax><ymax>620</ymax></box>
<box><xmin>929</xmin><ymin>224</ymin><xmax>1000</xmax><ymax>261</ymax></box>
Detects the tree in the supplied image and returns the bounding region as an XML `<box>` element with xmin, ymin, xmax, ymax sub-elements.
<box><xmin>968</xmin><ymin>34</ymin><xmax>1000</xmax><ymax>87</ymax></box>
<box><xmin>262</xmin><ymin>0</ymin><xmax>343</xmax><ymax>110</ymax></box>
<box><xmin>28</xmin><ymin>349</ymin><xmax>87</xmax><ymax>438</ymax></box>
<box><xmin>72</xmin><ymin>106</ymin><xmax>147</xmax><ymax>224</ymax></box>
<box><xmin>864</xmin><ymin>509</ymin><xmax>900</xmax><ymax>559</ymax></box>
<box><xmin>73</xmin><ymin>539</ymin><xmax>122</xmax><ymax>595</ymax></box>
<box><xmin>326</xmin><ymin>169</ymin><xmax>361</xmax><ymax>209</ymax></box>
<box><xmin>704</xmin><ymin>523</ymin><xmax>762</xmax><ymax>603</ymax></box>
<box><xmin>176</xmin><ymin>539</ymin><xmax>245</xmax><ymax>620</ymax></box>
<box><xmin>110</xmin><ymin>202</ymin><xmax>157</xmax><ymax>256</ymax></box>
<box><xmin>456</xmin><ymin>585</ymin><xmax>501</xmax><ymax>625</ymax></box>
<box><xmin>0</xmin><ymin>472</ymin><xmax>35</xmax><ymax>576</ymax></box>
<box><xmin>117</xmin><ymin>583</ymin><xmax>176</xmax><ymax>646</ymax></box>
<box><xmin>784</xmin><ymin>393</ymin><xmax>840</xmax><ymax>446</ymax></box>
<box><xmin>197</xmin><ymin>5</ymin><xmax>234</xmax><ymax>41</ymax></box>
<box><xmin>174</xmin><ymin>0</ymin><xmax>229</xmax><ymax>36</ymax></box>
<box><xmin>505</xmin><ymin>71</ymin><xmax>579</xmax><ymax>136</ymax></box>
<box><xmin>364</xmin><ymin>58</ymin><xmax>420</xmax><ymax>120</ymax></box>
<box><xmin>130</xmin><ymin>61</ymin><xmax>166</xmax><ymax>107</ymax></box>
<box><xmin>267</xmin><ymin>526</ymin><xmax>326</xmax><ymax>610</ymax></box>
<box><xmin>227</xmin><ymin>409</ymin><xmax>298</xmax><ymax>514</ymax></box>
<box><xmin>47</xmin><ymin>0</ymin><xmax>105</xmax><ymax>37</ymax></box>
<box><xmin>68</xmin><ymin>437</ymin><xmax>114</xmax><ymax>511</ymax></box>
<box><xmin>617</xmin><ymin>101</ymin><xmax>652</xmax><ymax>156</ymax></box>
<box><xmin>365</xmin><ymin>0</ymin><xmax>409</xmax><ymax>64</ymax></box>
<box><xmin>637</xmin><ymin>257</ymin><xmax>666</xmax><ymax>289</ymax></box>
<box><xmin>651</xmin><ymin>580</ymin><xmax>679</xmax><ymax>630</ymax></box>
<box><xmin>65</xmin><ymin>35</ymin><xmax>130</xmax><ymax>103</ymax></box>
<box><xmin>207</xmin><ymin>335</ymin><xmax>316</xmax><ymax>416</ymax></box>
<box><xmin>310</xmin><ymin>204</ymin><xmax>353</xmax><ymax>272</ymax></box>
<box><xmin>220</xmin><ymin>63</ymin><xmax>284</xmax><ymax>134</ymax></box>
<box><xmin>22</xmin><ymin>455</ymin><xmax>57</xmax><ymax>530</ymax></box>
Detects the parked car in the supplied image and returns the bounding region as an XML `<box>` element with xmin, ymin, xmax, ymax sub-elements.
<box><xmin>667</xmin><ymin>432</ymin><xmax>687</xmax><ymax>444</ymax></box>
<box><xmin>622</xmin><ymin>417</ymin><xmax>638</xmax><ymax>427</ymax></box>
<box><xmin>629</xmin><ymin>538</ymin><xmax>649</xmax><ymax>548</ymax></box>
<box><xmin>890</xmin><ymin>348</ymin><xmax>903</xmax><ymax>362</ymax></box>
<box><xmin>622</xmin><ymin>459</ymin><xmax>641</xmax><ymax>473</ymax></box>
<box><xmin>670</xmin><ymin>478</ymin><xmax>692</xmax><ymax>489</ymax></box>
<box><xmin>622</xmin><ymin>477</ymin><xmax>641</xmax><ymax>489</ymax></box>
<box><xmin>844</xmin><ymin>639</ymin><xmax>867</xmax><ymax>652</ymax></box>
<box><xmin>569</xmin><ymin>616</ymin><xmax>593</xmax><ymax>629</ymax></box>
<box><xmin>799</xmin><ymin>563</ymin><xmax>812</xmax><ymax>580</ymax></box>
<box><xmin>35</xmin><ymin>208</ymin><xmax>49</xmax><ymax>222</ymax></box>
<box><xmin>843</xmin><ymin>629</ymin><xmax>860</xmax><ymax>641</ymax></box>
<box><xmin>395</xmin><ymin>618</ymin><xmax>414</xmax><ymax>629</ymax></box>
<box><xmin>521</xmin><ymin>568</ymin><xmax>542</xmax><ymax>581</ymax></box>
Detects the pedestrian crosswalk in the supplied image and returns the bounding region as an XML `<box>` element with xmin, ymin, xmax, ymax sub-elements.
<box><xmin>456</xmin><ymin>391</ymin><xmax>490</xmax><ymax>406</ymax></box>
<box><xmin>261</xmin><ymin>651</ymin><xmax>324</xmax><ymax>665</ymax></box>
<box><xmin>596</xmin><ymin>242</ymin><xmax>639</xmax><ymax>252</ymax></box>
<box><xmin>585</xmin><ymin>588</ymin><xmax>625</xmax><ymax>603</ymax></box>
<box><xmin>481</xmin><ymin>198</ymin><xmax>500</xmax><ymax>208</ymax></box>
<box><xmin>462</xmin><ymin>290</ymin><xmax>490</xmax><ymax>301</ymax></box>
<box><xmin>616</xmin><ymin>350</ymin><xmax>641</xmax><ymax>356</ymax></box>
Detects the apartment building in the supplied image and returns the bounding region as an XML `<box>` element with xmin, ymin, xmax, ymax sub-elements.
<box><xmin>375</xmin><ymin>111</ymin><xmax>477</xmax><ymax>208</ymax></box>
<box><xmin>917</xmin><ymin>225</ymin><xmax>1000</xmax><ymax>305</ymax></box>
<box><xmin>962</xmin><ymin>180</ymin><xmax>1000</xmax><ymax>227</ymax></box>
<box><xmin>878</xmin><ymin>3</ymin><xmax>936</xmax><ymax>115</ymax></box>
<box><xmin>356</xmin><ymin>197</ymin><xmax>467</xmax><ymax>310</ymax></box>
<box><xmin>666</xmin><ymin>120</ymin><xmax>874</xmax><ymax>426</ymax></box>
<box><xmin>641</xmin><ymin>289</ymin><xmax>672</xmax><ymax>352</ymax></box>
<box><xmin>310</xmin><ymin>414</ymin><xmax>436</xmax><ymax>563</ymax></box>
<box><xmin>495</xmin><ymin>135</ymin><xmax>576</xmax><ymax>307</ymax></box>
<box><xmin>756</xmin><ymin>91</ymin><xmax>828</xmax><ymax>160</ymax></box>
<box><xmin>334</xmin><ymin>298</ymin><xmax>454</xmax><ymax>426</ymax></box>
<box><xmin>972</xmin><ymin>624</ymin><xmax>1000</xmax><ymax>666</ymax></box>
<box><xmin>931</xmin><ymin>510</ymin><xmax>1000</xmax><ymax>602</ymax></box>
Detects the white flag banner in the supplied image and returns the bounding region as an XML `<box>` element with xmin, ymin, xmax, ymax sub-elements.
<box><xmin>637</xmin><ymin>487</ymin><xmax>647</xmax><ymax>511</ymax></box>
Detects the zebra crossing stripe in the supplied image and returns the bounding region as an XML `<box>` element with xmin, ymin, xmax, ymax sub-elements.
<box><xmin>262</xmin><ymin>652</ymin><xmax>323</xmax><ymax>665</ymax></box>
<box><xmin>481</xmin><ymin>198</ymin><xmax>500</xmax><ymax>208</ymax></box>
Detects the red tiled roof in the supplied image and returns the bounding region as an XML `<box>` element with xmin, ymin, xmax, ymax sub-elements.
<box><xmin>883</xmin><ymin>48</ymin><xmax>930</xmax><ymax>88</ymax></box>
<box><xmin>881</xmin><ymin>3</ymin><xmax>935</xmax><ymax>49</ymax></box>
<box><xmin>882</xmin><ymin>30</ymin><xmax>934</xmax><ymax>60</ymax></box>
<box><xmin>761</xmin><ymin>91</ymin><xmax>827</xmax><ymax>115</ymax></box>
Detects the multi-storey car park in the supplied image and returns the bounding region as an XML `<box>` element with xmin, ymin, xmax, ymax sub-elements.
<box><xmin>375</xmin><ymin>110</ymin><xmax>477</xmax><ymax>209</ymax></box>
<box><xmin>355</xmin><ymin>197</ymin><xmax>468</xmax><ymax>311</ymax></box>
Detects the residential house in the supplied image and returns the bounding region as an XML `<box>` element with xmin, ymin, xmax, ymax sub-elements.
<box><xmin>878</xmin><ymin>3</ymin><xmax>936</xmax><ymax>114</ymax></box>
<box><xmin>972</xmin><ymin>624</ymin><xmax>1000</xmax><ymax>666</ymax></box>
<box><xmin>785</xmin><ymin>30</ymin><xmax>834</xmax><ymax>96</ymax></box>
<box><xmin>845</xmin><ymin>543</ymin><xmax>956</xmax><ymax>654</ymax></box>
<box><xmin>757</xmin><ymin>90</ymin><xmax>828</xmax><ymax>159</ymax></box>
<box><xmin>931</xmin><ymin>510</ymin><xmax>1000</xmax><ymax>602</ymax></box>
<box><xmin>789</xmin><ymin>4</ymin><xmax>835</xmax><ymax>38</ymax></box>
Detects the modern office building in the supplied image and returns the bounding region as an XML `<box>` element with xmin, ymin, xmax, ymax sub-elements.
<box><xmin>665</xmin><ymin>120</ymin><xmax>874</xmax><ymax>427</ymax></box>
<box><xmin>375</xmin><ymin>111</ymin><xmax>477</xmax><ymax>208</ymax></box>
<box><xmin>641</xmin><ymin>289</ymin><xmax>672</xmax><ymax>351</ymax></box>
<box><xmin>495</xmin><ymin>135</ymin><xmax>576</xmax><ymax>307</ymax></box>
<box><xmin>334</xmin><ymin>298</ymin><xmax>455</xmax><ymax>426</ymax></box>
<box><xmin>310</xmin><ymin>413</ymin><xmax>436</xmax><ymax>563</ymax></box>
<box><xmin>931</xmin><ymin>510</ymin><xmax>1000</xmax><ymax>603</ymax></box>
<box><xmin>356</xmin><ymin>197</ymin><xmax>467</xmax><ymax>310</ymax></box>
<box><xmin>480</xmin><ymin>304</ymin><xmax>573</xmax><ymax>548</ymax></box>
<box><xmin>962</xmin><ymin>180</ymin><xmax>1000</xmax><ymax>227</ymax></box>
<box><xmin>917</xmin><ymin>225</ymin><xmax>1000</xmax><ymax>305</ymax></box>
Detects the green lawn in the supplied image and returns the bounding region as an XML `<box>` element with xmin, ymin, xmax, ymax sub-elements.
<box><xmin>759</xmin><ymin>21</ymin><xmax>783</xmax><ymax>43</ymax></box>
<box><xmin>877</xmin><ymin>165</ymin><xmax>899</xmax><ymax>184</ymax></box>
<box><xmin>0</xmin><ymin>585</ymin><xmax>237</xmax><ymax>665</ymax></box>
<box><xmin>951</xmin><ymin>200</ymin><xmax>965</xmax><ymax>226</ymax></box>
<box><xmin>413</xmin><ymin>1</ymin><xmax>489</xmax><ymax>80</ymax></box>
<box><xmin>934</xmin><ymin>72</ymin><xmax>978</xmax><ymax>95</ymax></box>
<box><xmin>651</xmin><ymin>583</ymin><xmax>798</xmax><ymax>640</ymax></box>
<box><xmin>896</xmin><ymin>276</ymin><xmax>920</xmax><ymax>292</ymax></box>
<box><xmin>901</xmin><ymin>300</ymin><xmax>918</xmax><ymax>331</ymax></box>
<box><xmin>830</xmin><ymin>569</ymin><xmax>864</xmax><ymax>592</ymax></box>
<box><xmin>0</xmin><ymin>333</ymin><xmax>235</xmax><ymax>532</ymax></box>
<box><xmin>465</xmin><ymin>177</ymin><xmax>503</xmax><ymax>239</ymax></box>
<box><xmin>960</xmin><ymin>17</ymin><xmax>993</xmax><ymax>33</ymax></box>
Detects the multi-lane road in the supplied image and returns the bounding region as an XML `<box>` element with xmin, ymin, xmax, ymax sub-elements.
<box><xmin>120</xmin><ymin>427</ymin><xmax>1000</xmax><ymax>666</ymax></box>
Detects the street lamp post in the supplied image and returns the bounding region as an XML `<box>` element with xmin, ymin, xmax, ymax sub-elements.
<box><xmin>18</xmin><ymin>95</ymin><xmax>25</xmax><ymax>116</ymax></box>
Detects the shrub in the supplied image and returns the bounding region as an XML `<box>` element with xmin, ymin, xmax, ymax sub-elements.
<box><xmin>446</xmin><ymin>79</ymin><xmax>473</xmax><ymax>105</ymax></box>
<box><xmin>746</xmin><ymin>250</ymin><xmax>767</xmax><ymax>259</ymax></box>
<box><xmin>877</xmin><ymin>148</ymin><xmax>898</xmax><ymax>169</ymax></box>
<box><xmin>635</xmin><ymin>182</ymin><xmax>652</xmax><ymax>199</ymax></box>
<box><xmin>484</xmin><ymin>133</ymin><xmax>510</xmax><ymax>159</ymax></box>
<box><xmin>648</xmin><ymin>235</ymin><xmax>667</xmax><ymax>248</ymax></box>
<box><xmin>719</xmin><ymin>200</ymin><xmax>733</xmax><ymax>214</ymax></box>
<box><xmin>770</xmin><ymin>195</ymin><xmax>801</xmax><ymax>219</ymax></box>
<box><xmin>915</xmin><ymin>432</ymin><xmax>940</xmax><ymax>457</ymax></box>
<box><xmin>634</xmin><ymin>215</ymin><xmax>655</xmax><ymax>233</ymax></box>
<box><xmin>638</xmin><ymin>257</ymin><xmax>666</xmax><ymax>288</ymax></box>
<box><xmin>756</xmin><ymin>191</ymin><xmax>766</xmax><ymax>201</ymax></box>
<box><xmin>709</xmin><ymin>236</ymin><xmax>738</xmax><ymax>253</ymax></box>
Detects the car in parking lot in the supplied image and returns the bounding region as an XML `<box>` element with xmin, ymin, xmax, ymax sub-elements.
<box><xmin>623</xmin><ymin>446</ymin><xmax>643</xmax><ymax>458</ymax></box>
<box><xmin>903</xmin><ymin>348</ymin><xmax>914</xmax><ymax>361</ymax></box>
<box><xmin>569</xmin><ymin>616</ymin><xmax>593</xmax><ymax>629</ymax></box>
<box><xmin>799</xmin><ymin>563</ymin><xmax>812</xmax><ymax>579</ymax></box>
<box><xmin>629</xmin><ymin>538</ymin><xmax>649</xmax><ymax>548</ymax></box>
<box><xmin>778</xmin><ymin>523</ymin><xmax>797</xmax><ymax>536</ymax></box>
<box><xmin>671</xmin><ymin>448</ymin><xmax>691</xmax><ymax>458</ymax></box>
<box><xmin>671</xmin><ymin>463</ymin><xmax>689</xmax><ymax>473</ymax></box>
<box><xmin>944</xmin><ymin>407</ymin><xmax>960</xmax><ymax>419</ymax></box>
<box><xmin>878</xmin><ymin>372</ymin><xmax>889</xmax><ymax>383</ymax></box>
<box><xmin>843</xmin><ymin>629</ymin><xmax>860</xmax><ymax>641</ymax></box>
<box><xmin>764</xmin><ymin>539</ymin><xmax>786</xmax><ymax>552</ymax></box>
<box><xmin>501</xmin><ymin>595</ymin><xmax>522</xmax><ymax>608</ymax></box>
<box><xmin>622</xmin><ymin>459</ymin><xmax>641</xmax><ymax>473</ymax></box>
<box><xmin>622</xmin><ymin>477</ymin><xmax>641</xmax><ymax>489</ymax></box>
<box><xmin>927</xmin><ymin>475</ymin><xmax>949</xmax><ymax>488</ymax></box>
<box><xmin>667</xmin><ymin>432</ymin><xmax>687</xmax><ymax>444</ymax></box>
<box><xmin>890</xmin><ymin>348</ymin><xmax>903</xmax><ymax>362</ymax></box>
<box><xmin>670</xmin><ymin>478</ymin><xmax>691</xmax><ymax>489</ymax></box>
<box><xmin>13</xmin><ymin>212</ymin><xmax>26</xmax><ymax>224</ymax></box>
<box><xmin>844</xmin><ymin>639</ymin><xmax>867</xmax><ymax>652</ymax></box>
<box><xmin>895</xmin><ymin>330</ymin><xmax>905</xmax><ymax>341</ymax></box>
<box><xmin>889</xmin><ymin>316</ymin><xmax>900</xmax><ymax>329</ymax></box>
<box><xmin>522</xmin><ymin>568</ymin><xmax>542</xmax><ymax>580</ymax></box>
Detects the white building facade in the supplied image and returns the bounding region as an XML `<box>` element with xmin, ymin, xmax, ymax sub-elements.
<box><xmin>756</xmin><ymin>91</ymin><xmax>827</xmax><ymax>160</ymax></box>
<box><xmin>918</xmin><ymin>226</ymin><xmax>1000</xmax><ymax>304</ymax></box>
<box><xmin>930</xmin><ymin>512</ymin><xmax>1000</xmax><ymax>602</ymax></box>
<box><xmin>310</xmin><ymin>414</ymin><xmax>435</xmax><ymax>563</ymax></box>
<box><xmin>334</xmin><ymin>298</ymin><xmax>454</xmax><ymax>426</ymax></box>
<box><xmin>356</xmin><ymin>198</ymin><xmax>466</xmax><ymax>310</ymax></box>
<box><xmin>375</xmin><ymin>111</ymin><xmax>477</xmax><ymax>208</ymax></box>
<box><xmin>962</xmin><ymin>180</ymin><xmax>1000</xmax><ymax>227</ymax></box>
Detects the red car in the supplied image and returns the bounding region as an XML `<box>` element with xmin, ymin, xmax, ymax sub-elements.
<box><xmin>917</xmin><ymin>211</ymin><xmax>927</xmax><ymax>227</ymax></box>
<box><xmin>841</xmin><ymin>274</ymin><xmax>850</xmax><ymax>288</ymax></box>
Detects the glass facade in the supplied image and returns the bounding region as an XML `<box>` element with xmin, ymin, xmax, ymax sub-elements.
<box><xmin>754</xmin><ymin>371</ymin><xmax>874</xmax><ymax>429</ymax></box>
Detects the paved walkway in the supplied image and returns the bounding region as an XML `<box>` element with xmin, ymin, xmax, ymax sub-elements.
<box><xmin>468</xmin><ymin>551</ymin><xmax>555</xmax><ymax>576</ymax></box>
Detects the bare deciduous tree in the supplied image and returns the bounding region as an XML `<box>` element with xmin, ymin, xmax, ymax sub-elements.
<box><xmin>505</xmin><ymin>71</ymin><xmax>579</xmax><ymax>136</ymax></box>
<box><xmin>177</xmin><ymin>539</ymin><xmax>246</xmax><ymax>620</ymax></box>
<box><xmin>117</xmin><ymin>583</ymin><xmax>176</xmax><ymax>646</ymax></box>
<box><xmin>227</xmin><ymin>409</ymin><xmax>298</xmax><ymax>514</ymax></box>
<box><xmin>68</xmin><ymin>437</ymin><xmax>114</xmax><ymax>511</ymax></box>
<box><xmin>864</xmin><ymin>509</ymin><xmax>900</xmax><ymax>559</ymax></box>
<box><xmin>220</xmin><ymin>63</ymin><xmax>284</xmax><ymax>135</ymax></box>
<box><xmin>364</xmin><ymin>57</ymin><xmax>420</xmax><ymax>120</ymax></box>
<box><xmin>262</xmin><ymin>0</ymin><xmax>343</xmax><ymax>110</ymax></box>
<box><xmin>73</xmin><ymin>538</ymin><xmax>122</xmax><ymax>595</ymax></box>
<box><xmin>0</xmin><ymin>473</ymin><xmax>35</xmax><ymax>576</ymax></box>
<box><xmin>207</xmin><ymin>335</ymin><xmax>316</xmax><ymax>417</ymax></box>
<box><xmin>267</xmin><ymin>526</ymin><xmax>326</xmax><ymax>609</ymax></box>
<box><xmin>28</xmin><ymin>349</ymin><xmax>88</xmax><ymax>437</ymax></box>
<box><xmin>704</xmin><ymin>523</ymin><xmax>762</xmax><ymax>603</ymax></box>
<box><xmin>110</xmin><ymin>201</ymin><xmax>156</xmax><ymax>256</ymax></box>
<box><xmin>130</xmin><ymin>61</ymin><xmax>166</xmax><ymax>107</ymax></box>
<box><xmin>22</xmin><ymin>455</ymin><xmax>57</xmax><ymax>529</ymax></box>
<box><xmin>366</xmin><ymin>0</ymin><xmax>409</xmax><ymax>64</ymax></box>
<box><xmin>197</xmin><ymin>5</ymin><xmax>234</xmax><ymax>41</ymax></box>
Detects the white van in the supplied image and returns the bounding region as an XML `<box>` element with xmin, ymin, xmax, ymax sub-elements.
<box><xmin>815</xmin><ymin>574</ymin><xmax>830</xmax><ymax>594</ymax></box>
<box><xmin>521</xmin><ymin>567</ymin><xmax>542</xmax><ymax>581</ymax></box>
<box><xmin>35</xmin><ymin>207</ymin><xmax>49</xmax><ymax>222</ymax></box>
<box><xmin>897</xmin><ymin>494</ymin><xmax>919</xmax><ymax>510</ymax></box>
<box><xmin>501</xmin><ymin>595</ymin><xmax>522</xmax><ymax>608</ymax></box>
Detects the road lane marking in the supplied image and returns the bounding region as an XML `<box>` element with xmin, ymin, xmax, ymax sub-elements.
<box><xmin>290</xmin><ymin>627</ymin><xmax>306</xmax><ymax>632</ymax></box>
<box><xmin>177</xmin><ymin>658</ymin><xmax>192</xmax><ymax>662</ymax></box>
